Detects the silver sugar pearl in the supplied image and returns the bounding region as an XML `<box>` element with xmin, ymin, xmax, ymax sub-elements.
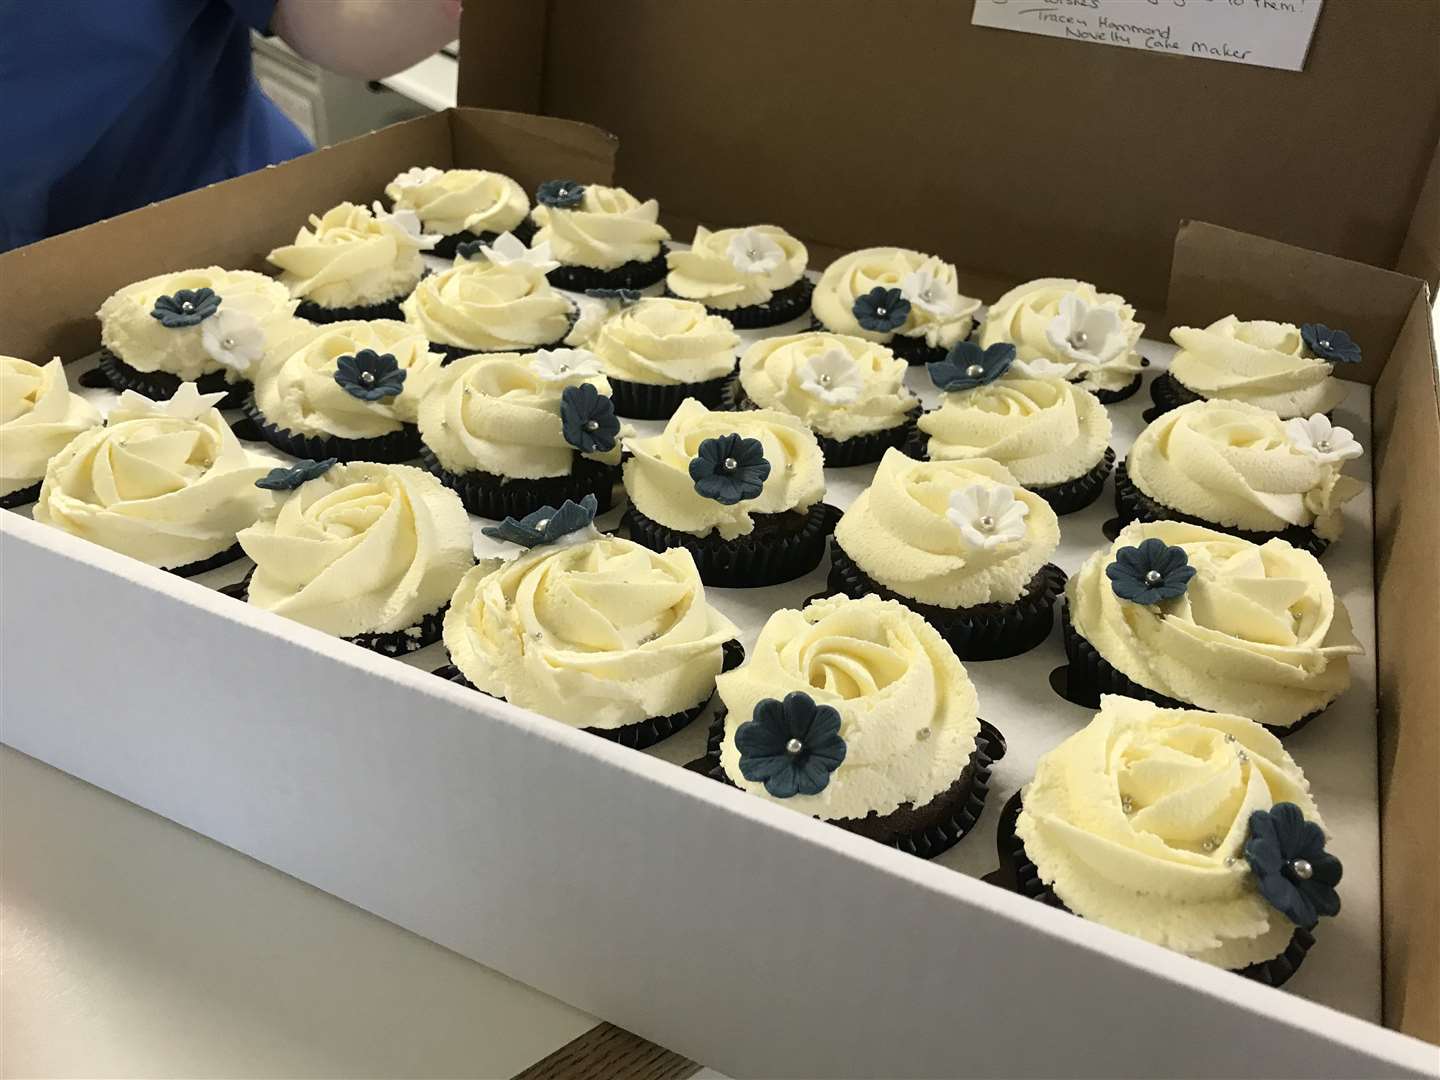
<box><xmin>966</xmin><ymin>364</ymin><xmax>984</xmax><ymax>378</ymax></box>
<box><xmin>585</xmin><ymin>419</ymin><xmax>599</xmax><ymax>431</ymax></box>
<box><xmin>222</xmin><ymin>337</ymin><xmax>236</xmax><ymax>349</ymax></box>
<box><xmin>1224</xmin><ymin>734</ymin><xmax>1237</xmax><ymax>742</ymax></box>
<box><xmin>1224</xmin><ymin>855</ymin><xmax>1237</xmax><ymax>867</ymax></box>
<box><xmin>1319</xmin><ymin>339</ymin><xmax>1331</xmax><ymax>349</ymax></box>
<box><xmin>359</xmin><ymin>370</ymin><xmax>376</xmax><ymax>385</ymax></box>
<box><xmin>1315</xmin><ymin>439</ymin><xmax>1331</xmax><ymax>452</ymax></box>
<box><xmin>818</xmin><ymin>373</ymin><xmax>833</xmax><ymax>386</ymax></box>
<box><xmin>977</xmin><ymin>514</ymin><xmax>995</xmax><ymax>531</ymax></box>
<box><xmin>1202</xmin><ymin>836</ymin><xmax>1219</xmax><ymax>852</ymax></box>
<box><xmin>1145</xmin><ymin>569</ymin><xmax>1162</xmax><ymax>584</ymax></box>
<box><xmin>1291</xmin><ymin>858</ymin><xmax>1314</xmax><ymax>880</ymax></box>
<box><xmin>916</xmin><ymin>726</ymin><xmax>931</xmax><ymax>741</ymax></box>
<box><xmin>785</xmin><ymin>738</ymin><xmax>804</xmax><ymax>755</ymax></box>
<box><xmin>1121</xmin><ymin>795</ymin><xmax>1134</xmax><ymax>813</ymax></box>
<box><xmin>181</xmin><ymin>301</ymin><xmax>194</xmax><ymax>312</ymax></box>
<box><xmin>723</xmin><ymin>457</ymin><xmax>738</xmax><ymax>471</ymax></box>
<box><xmin>535</xmin><ymin>518</ymin><xmax>550</xmax><ymax>531</ymax></box>
<box><xmin>1236</xmin><ymin>750</ymin><xmax>1248</xmax><ymax>763</ymax></box>
<box><xmin>1070</xmin><ymin>329</ymin><xmax>1089</xmax><ymax>348</ymax></box>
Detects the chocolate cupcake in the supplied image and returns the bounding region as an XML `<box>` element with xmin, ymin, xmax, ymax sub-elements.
<box><xmin>384</xmin><ymin>166</ymin><xmax>534</xmax><ymax>260</ymax></box>
<box><xmin>665</xmin><ymin>224</ymin><xmax>813</xmax><ymax>328</ymax></box>
<box><xmin>591</xmin><ymin>296</ymin><xmax>740</xmax><ymax>419</ymax></box>
<box><xmin>238</xmin><ymin>460</ymin><xmax>474</xmax><ymax>656</ymax></box>
<box><xmin>530</xmin><ymin>180</ymin><xmax>670</xmax><ymax>291</ymax></box>
<box><xmin>829</xmin><ymin>450</ymin><xmax>1064</xmax><ymax>659</ymax></box>
<box><xmin>416</xmin><ymin>349</ymin><xmax>622</xmax><ymax>519</ymax></box>
<box><xmin>1001</xmin><ymin>695</ymin><xmax>1342</xmax><ymax>986</ymax></box>
<box><xmin>811</xmin><ymin>246</ymin><xmax>980</xmax><ymax>366</ymax></box>
<box><xmin>1</xmin><ymin>356</ymin><xmax>101</xmax><ymax>508</ymax></box>
<box><xmin>621</xmin><ymin>399</ymin><xmax>834</xmax><ymax>587</ymax></box>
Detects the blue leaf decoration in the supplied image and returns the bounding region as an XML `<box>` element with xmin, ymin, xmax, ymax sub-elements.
<box><xmin>480</xmin><ymin>494</ymin><xmax>599</xmax><ymax>548</ymax></box>
<box><xmin>255</xmin><ymin>457</ymin><xmax>338</xmax><ymax>491</ymax></box>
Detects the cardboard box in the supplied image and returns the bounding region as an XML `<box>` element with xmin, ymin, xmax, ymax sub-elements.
<box><xmin>2</xmin><ymin>3</ymin><xmax>1438</xmax><ymax>1074</ymax></box>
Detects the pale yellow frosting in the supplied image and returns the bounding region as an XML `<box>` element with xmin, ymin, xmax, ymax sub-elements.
<box><xmin>417</xmin><ymin>352</ymin><xmax>617</xmax><ymax>480</ymax></box>
<box><xmin>1016</xmin><ymin>696</ymin><xmax>1322</xmax><ymax>969</ymax></box>
<box><xmin>1128</xmin><ymin>399</ymin><xmax>1362</xmax><ymax>541</ymax></box>
<box><xmin>239</xmin><ymin>462</ymin><xmax>473</xmax><ymax>638</ymax></box>
<box><xmin>835</xmin><ymin>451</ymin><xmax>1059</xmax><ymax>608</ymax></box>
<box><xmin>738</xmin><ymin>332</ymin><xmax>917</xmax><ymax>440</ymax></box>
<box><xmin>812</xmin><ymin>247</ymin><xmax>979</xmax><ymax>349</ymax></box>
<box><xmin>0</xmin><ymin>357</ymin><xmax>101</xmax><ymax>497</ymax></box>
<box><xmin>623</xmin><ymin>399</ymin><xmax>826</xmax><ymax>540</ymax></box>
<box><xmin>530</xmin><ymin>184</ymin><xmax>669</xmax><ymax>270</ymax></box>
<box><xmin>268</xmin><ymin>202</ymin><xmax>428</xmax><ymax>308</ymax></box>
<box><xmin>1067</xmin><ymin>521</ymin><xmax>1361</xmax><ymax>728</ymax></box>
<box><xmin>717</xmin><ymin>595</ymin><xmax>981</xmax><ymax>822</ymax></box>
<box><xmin>591</xmin><ymin>297</ymin><xmax>739</xmax><ymax>386</ymax></box>
<box><xmin>980</xmin><ymin>278</ymin><xmax>1144</xmax><ymax>394</ymax></box>
<box><xmin>665</xmin><ymin>225</ymin><xmax>807</xmax><ymax>309</ymax></box>
<box><xmin>401</xmin><ymin>260</ymin><xmax>574</xmax><ymax>352</ymax></box>
<box><xmin>253</xmin><ymin>320</ymin><xmax>442</xmax><ymax>439</ymax></box>
<box><xmin>445</xmin><ymin>535</ymin><xmax>740</xmax><ymax>730</ymax></box>
<box><xmin>34</xmin><ymin>393</ymin><xmax>269</xmax><ymax>569</ymax></box>
<box><xmin>1169</xmin><ymin>316</ymin><xmax>1349</xmax><ymax>418</ymax></box>
<box><xmin>918</xmin><ymin>374</ymin><xmax>1112</xmax><ymax>487</ymax></box>
<box><xmin>385</xmin><ymin>168</ymin><xmax>528</xmax><ymax>237</ymax></box>
<box><xmin>97</xmin><ymin>267</ymin><xmax>299</xmax><ymax>381</ymax></box>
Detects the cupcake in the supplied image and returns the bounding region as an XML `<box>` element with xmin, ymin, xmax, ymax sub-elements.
<box><xmin>732</xmin><ymin>331</ymin><xmax>919</xmax><ymax>466</ymax></box>
<box><xmin>665</xmin><ymin>224</ymin><xmax>812</xmax><ymax>328</ymax></box>
<box><xmin>416</xmin><ymin>350</ymin><xmax>622</xmax><ymax>519</ymax></box>
<box><xmin>1063</xmin><ymin>521</ymin><xmax>1361</xmax><ymax>735</ymax></box>
<box><xmin>238</xmin><ymin>460</ymin><xmax>473</xmax><ymax>655</ymax></box>
<box><xmin>978</xmin><ymin>278</ymin><xmax>1145</xmax><ymax>402</ymax></box>
<box><xmin>1118</xmin><ymin>398</ymin><xmax>1364</xmax><ymax>554</ymax></box>
<box><xmin>401</xmin><ymin>237</ymin><xmax>577</xmax><ymax>363</ymax></box>
<box><xmin>34</xmin><ymin>385</ymin><xmax>269</xmax><ymax>575</ymax></box>
<box><xmin>95</xmin><ymin>266</ymin><xmax>299</xmax><ymax>406</ymax></box>
<box><xmin>590</xmin><ymin>296</ymin><xmax>740</xmax><ymax>419</ymax></box>
<box><xmin>1153</xmin><ymin>316</ymin><xmax>1356</xmax><ymax>420</ymax></box>
<box><xmin>705</xmin><ymin>594</ymin><xmax>1004</xmax><ymax>858</ymax></box>
<box><xmin>529</xmin><ymin>180</ymin><xmax>670</xmax><ymax>291</ymax></box>
<box><xmin>268</xmin><ymin>201</ymin><xmax>436</xmax><ymax>323</ymax></box>
<box><xmin>444</xmin><ymin>497</ymin><xmax>741</xmax><ymax>749</ymax></box>
<box><xmin>384</xmin><ymin>166</ymin><xmax>534</xmax><ymax>259</ymax></box>
<box><xmin>1001</xmin><ymin>696</ymin><xmax>1342</xmax><ymax>986</ymax></box>
<box><xmin>811</xmin><ymin>247</ymin><xmax>980</xmax><ymax>366</ymax></box>
<box><xmin>913</xmin><ymin>341</ymin><xmax>1114</xmax><ymax>514</ymax></box>
<box><xmin>245</xmin><ymin>320</ymin><xmax>442</xmax><ymax>463</ymax></box>
<box><xmin>828</xmin><ymin>451</ymin><xmax>1064</xmax><ymax>660</ymax></box>
<box><xmin>1</xmin><ymin>357</ymin><xmax>102</xmax><ymax>508</ymax></box>
<box><xmin>621</xmin><ymin>399</ymin><xmax>833</xmax><ymax>587</ymax></box>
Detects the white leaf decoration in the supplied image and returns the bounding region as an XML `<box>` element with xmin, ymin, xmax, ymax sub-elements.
<box><xmin>797</xmin><ymin>347</ymin><xmax>864</xmax><ymax>405</ymax></box>
<box><xmin>478</xmin><ymin>231</ymin><xmax>560</xmax><ymax>274</ymax></box>
<box><xmin>390</xmin><ymin>165</ymin><xmax>444</xmax><ymax>189</ymax></box>
<box><xmin>1044</xmin><ymin>293</ymin><xmax>1127</xmax><ymax>365</ymax></box>
<box><xmin>529</xmin><ymin>348</ymin><xmax>604</xmax><ymax>382</ymax></box>
<box><xmin>1013</xmin><ymin>355</ymin><xmax>1079</xmax><ymax>380</ymax></box>
<box><xmin>1283</xmin><ymin>413</ymin><xmax>1364</xmax><ymax>464</ymax></box>
<box><xmin>111</xmin><ymin>382</ymin><xmax>227</xmax><ymax>424</ymax></box>
<box><xmin>200</xmin><ymin>308</ymin><xmax>265</xmax><ymax>376</ymax></box>
<box><xmin>945</xmin><ymin>482</ymin><xmax>1029</xmax><ymax>550</ymax></box>
<box><xmin>725</xmin><ymin>228</ymin><xmax>787</xmax><ymax>275</ymax></box>
<box><xmin>899</xmin><ymin>268</ymin><xmax>963</xmax><ymax>319</ymax></box>
<box><xmin>370</xmin><ymin>201</ymin><xmax>441</xmax><ymax>250</ymax></box>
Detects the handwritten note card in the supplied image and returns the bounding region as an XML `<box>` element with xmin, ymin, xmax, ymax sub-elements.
<box><xmin>972</xmin><ymin>0</ymin><xmax>1323</xmax><ymax>72</ymax></box>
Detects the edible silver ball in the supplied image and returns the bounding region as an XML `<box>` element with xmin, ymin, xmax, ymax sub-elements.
<box><xmin>1070</xmin><ymin>329</ymin><xmax>1089</xmax><ymax>348</ymax></box>
<box><xmin>966</xmin><ymin>364</ymin><xmax>984</xmax><ymax>378</ymax></box>
<box><xmin>1145</xmin><ymin>569</ymin><xmax>1162</xmax><ymax>584</ymax></box>
<box><xmin>359</xmin><ymin>370</ymin><xmax>376</xmax><ymax>385</ymax></box>
<box><xmin>585</xmin><ymin>419</ymin><xmax>599</xmax><ymax>431</ymax></box>
<box><xmin>222</xmin><ymin>337</ymin><xmax>236</xmax><ymax>349</ymax></box>
<box><xmin>535</xmin><ymin>518</ymin><xmax>550</xmax><ymax>531</ymax></box>
<box><xmin>1202</xmin><ymin>837</ymin><xmax>1218</xmax><ymax>852</ymax></box>
<box><xmin>818</xmin><ymin>373</ymin><xmax>833</xmax><ymax>386</ymax></box>
<box><xmin>785</xmin><ymin>738</ymin><xmax>804</xmax><ymax>754</ymax></box>
<box><xmin>1291</xmin><ymin>858</ymin><xmax>1314</xmax><ymax>880</ymax></box>
<box><xmin>916</xmin><ymin>727</ymin><xmax>931</xmax><ymax>741</ymax></box>
<box><xmin>977</xmin><ymin>514</ymin><xmax>995</xmax><ymax>530</ymax></box>
<box><xmin>1315</xmin><ymin>439</ymin><xmax>1331</xmax><ymax>452</ymax></box>
<box><xmin>723</xmin><ymin>457</ymin><xmax>738</xmax><ymax>471</ymax></box>
<box><xmin>181</xmin><ymin>301</ymin><xmax>194</xmax><ymax>312</ymax></box>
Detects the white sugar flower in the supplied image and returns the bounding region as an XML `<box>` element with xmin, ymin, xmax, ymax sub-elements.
<box><xmin>1044</xmin><ymin>293</ymin><xmax>1127</xmax><ymax>365</ymax></box>
<box><xmin>200</xmin><ymin>308</ymin><xmax>264</xmax><ymax>376</ymax></box>
<box><xmin>797</xmin><ymin>347</ymin><xmax>864</xmax><ymax>405</ymax></box>
<box><xmin>370</xmin><ymin>201</ymin><xmax>440</xmax><ymax>250</ymax></box>
<box><xmin>479</xmin><ymin>231</ymin><xmax>560</xmax><ymax>274</ymax></box>
<box><xmin>899</xmin><ymin>268</ymin><xmax>963</xmax><ymax>319</ymax></box>
<box><xmin>946</xmin><ymin>482</ymin><xmax>1029</xmax><ymax>550</ymax></box>
<box><xmin>111</xmin><ymin>382</ymin><xmax>228</xmax><ymax>423</ymax></box>
<box><xmin>1013</xmin><ymin>355</ymin><xmax>1079</xmax><ymax>380</ymax></box>
<box><xmin>726</xmin><ymin>228</ymin><xmax>786</xmax><ymax>275</ymax></box>
<box><xmin>1283</xmin><ymin>413</ymin><xmax>1363</xmax><ymax>464</ymax></box>
<box><xmin>390</xmin><ymin>165</ymin><xmax>444</xmax><ymax>189</ymax></box>
<box><xmin>530</xmin><ymin>348</ymin><xmax>603</xmax><ymax>382</ymax></box>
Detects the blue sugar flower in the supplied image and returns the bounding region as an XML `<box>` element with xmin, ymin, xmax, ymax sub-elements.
<box><xmin>927</xmin><ymin>341</ymin><xmax>1016</xmax><ymax>392</ymax></box>
<box><xmin>1105</xmin><ymin>537</ymin><xmax>1196</xmax><ymax>604</ymax></box>
<box><xmin>481</xmin><ymin>494</ymin><xmax>598</xmax><ymax>548</ymax></box>
<box><xmin>852</xmin><ymin>286</ymin><xmax>911</xmax><ymax>332</ymax></box>
<box><xmin>536</xmin><ymin>179</ymin><xmax>586</xmax><ymax>209</ymax></box>
<box><xmin>560</xmin><ymin>383</ymin><xmax>620</xmax><ymax>453</ymax></box>
<box><xmin>689</xmin><ymin>433</ymin><xmax>770</xmax><ymax>505</ymax></box>
<box><xmin>334</xmin><ymin>349</ymin><xmax>406</xmax><ymax>401</ymax></box>
<box><xmin>255</xmin><ymin>458</ymin><xmax>338</xmax><ymax>491</ymax></box>
<box><xmin>455</xmin><ymin>239</ymin><xmax>487</xmax><ymax>261</ymax></box>
<box><xmin>1300</xmin><ymin>323</ymin><xmax>1362</xmax><ymax>365</ymax></box>
<box><xmin>151</xmin><ymin>287</ymin><xmax>221</xmax><ymax>328</ymax></box>
<box><xmin>735</xmin><ymin>691</ymin><xmax>848</xmax><ymax>798</ymax></box>
<box><xmin>1244</xmin><ymin>802</ymin><xmax>1343</xmax><ymax>928</ymax></box>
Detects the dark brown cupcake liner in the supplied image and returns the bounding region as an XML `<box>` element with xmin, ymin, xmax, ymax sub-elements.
<box><xmin>992</xmin><ymin>790</ymin><xmax>1315</xmax><ymax>987</ymax></box>
<box><xmin>809</xmin><ymin>315</ymin><xmax>955</xmax><ymax>367</ymax></box>
<box><xmin>429</xmin><ymin>215</ymin><xmax>538</xmax><ymax>260</ymax></box>
<box><xmin>165</xmin><ymin>541</ymin><xmax>246</xmax><ymax>578</ymax></box>
<box><xmin>826</xmin><ymin>542</ymin><xmax>1066</xmax><ymax>660</ymax></box>
<box><xmin>1058</xmin><ymin>602</ymin><xmax>1322</xmax><ymax>738</ymax></box>
<box><xmin>621</xmin><ymin>501</ymin><xmax>841</xmax><ymax>588</ymax></box>
<box><xmin>419</xmin><ymin>444</ymin><xmax>618</xmax><ymax>519</ymax></box>
<box><xmin>1114</xmin><ymin>458</ymin><xmax>1329</xmax><ymax>557</ymax></box>
<box><xmin>726</xmin><ymin>379</ymin><xmax>919</xmax><ymax>467</ymax></box>
<box><xmin>433</xmin><ymin>302</ymin><xmax>580</xmax><ymax>366</ymax></box>
<box><xmin>691</xmin><ymin>706</ymin><xmax>1006</xmax><ymax>859</ymax></box>
<box><xmin>610</xmin><ymin>362</ymin><xmax>737</xmax><ymax>420</ymax></box>
<box><xmin>1143</xmin><ymin>370</ymin><xmax>1205</xmax><ymax>421</ymax></box>
<box><xmin>433</xmin><ymin>638</ymin><xmax>745</xmax><ymax>751</ymax></box>
<box><xmin>93</xmin><ymin>348</ymin><xmax>250</xmax><ymax>408</ymax></box>
<box><xmin>663</xmin><ymin>277</ymin><xmax>815</xmax><ymax>329</ymax></box>
<box><xmin>547</xmin><ymin>249</ymin><xmax>668</xmax><ymax>292</ymax></box>
<box><xmin>243</xmin><ymin>395</ymin><xmax>421</xmax><ymax>464</ymax></box>
<box><xmin>901</xmin><ymin>429</ymin><xmax>1114</xmax><ymax>516</ymax></box>
<box><xmin>0</xmin><ymin>481</ymin><xmax>41</xmax><ymax>510</ymax></box>
<box><xmin>1076</xmin><ymin>371</ymin><xmax>1143</xmax><ymax>404</ymax></box>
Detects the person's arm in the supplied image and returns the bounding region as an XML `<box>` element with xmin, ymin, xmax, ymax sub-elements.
<box><xmin>271</xmin><ymin>0</ymin><xmax>462</xmax><ymax>81</ymax></box>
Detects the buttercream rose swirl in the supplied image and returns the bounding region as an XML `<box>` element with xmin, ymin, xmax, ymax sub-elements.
<box><xmin>403</xmin><ymin>262</ymin><xmax>575</xmax><ymax>351</ymax></box>
<box><xmin>531</xmin><ymin>184</ymin><xmax>669</xmax><ymax>269</ymax></box>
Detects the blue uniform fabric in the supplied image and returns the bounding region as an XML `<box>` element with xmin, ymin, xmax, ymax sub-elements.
<box><xmin>0</xmin><ymin>0</ymin><xmax>313</xmax><ymax>252</ymax></box>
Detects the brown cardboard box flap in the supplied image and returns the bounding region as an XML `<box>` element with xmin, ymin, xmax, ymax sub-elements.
<box><xmin>458</xmin><ymin>0</ymin><xmax>1440</xmax><ymax>307</ymax></box>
